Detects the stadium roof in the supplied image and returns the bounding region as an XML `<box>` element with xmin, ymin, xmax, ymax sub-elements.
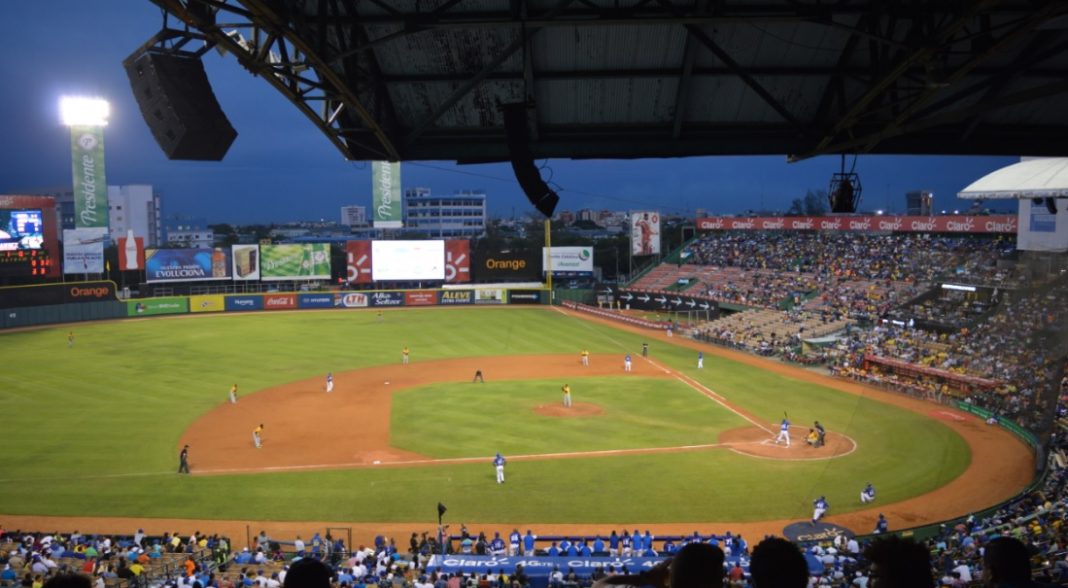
<box><xmin>145</xmin><ymin>1</ymin><xmax>1068</xmax><ymax>162</ymax></box>
<box><xmin>958</xmin><ymin>157</ymin><xmax>1068</xmax><ymax>199</ymax></box>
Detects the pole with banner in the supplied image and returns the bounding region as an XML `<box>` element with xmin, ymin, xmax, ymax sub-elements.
<box><xmin>372</xmin><ymin>161</ymin><xmax>403</xmax><ymax>229</ymax></box>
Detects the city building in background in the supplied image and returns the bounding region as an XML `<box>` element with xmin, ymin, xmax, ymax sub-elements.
<box><xmin>340</xmin><ymin>205</ymin><xmax>367</xmax><ymax>227</ymax></box>
<box><xmin>163</xmin><ymin>215</ymin><xmax>214</xmax><ymax>248</ymax></box>
<box><xmin>906</xmin><ymin>190</ymin><xmax>934</xmax><ymax>216</ymax></box>
<box><xmin>403</xmin><ymin>188</ymin><xmax>486</xmax><ymax>237</ymax></box>
<box><xmin>31</xmin><ymin>185</ymin><xmax>162</xmax><ymax>247</ymax></box>
<box><xmin>108</xmin><ymin>185</ymin><xmax>162</xmax><ymax>247</ymax></box>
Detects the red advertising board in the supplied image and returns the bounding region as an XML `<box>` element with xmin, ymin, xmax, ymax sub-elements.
<box><xmin>696</xmin><ymin>215</ymin><xmax>1017</xmax><ymax>234</ymax></box>
<box><xmin>117</xmin><ymin>236</ymin><xmax>146</xmax><ymax>271</ymax></box>
<box><xmin>405</xmin><ymin>290</ymin><xmax>438</xmax><ymax>306</ymax></box>
<box><xmin>444</xmin><ymin>239</ymin><xmax>471</xmax><ymax>283</ymax></box>
<box><xmin>263</xmin><ymin>294</ymin><xmax>297</xmax><ymax>310</ymax></box>
<box><xmin>346</xmin><ymin>240</ymin><xmax>373</xmax><ymax>284</ymax></box>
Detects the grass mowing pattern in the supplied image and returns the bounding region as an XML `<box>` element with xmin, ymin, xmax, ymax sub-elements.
<box><xmin>0</xmin><ymin>307</ymin><xmax>969</xmax><ymax>523</ymax></box>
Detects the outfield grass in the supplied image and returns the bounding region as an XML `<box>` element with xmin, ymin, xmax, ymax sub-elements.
<box><xmin>0</xmin><ymin>307</ymin><xmax>969</xmax><ymax>523</ymax></box>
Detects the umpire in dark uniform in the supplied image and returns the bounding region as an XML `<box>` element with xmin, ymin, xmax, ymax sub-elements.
<box><xmin>178</xmin><ymin>444</ymin><xmax>190</xmax><ymax>474</ymax></box>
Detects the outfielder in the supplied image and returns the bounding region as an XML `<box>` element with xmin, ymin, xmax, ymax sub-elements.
<box><xmin>325</xmin><ymin>372</ymin><xmax>334</xmax><ymax>393</ymax></box>
<box><xmin>812</xmin><ymin>496</ymin><xmax>828</xmax><ymax>525</ymax></box>
<box><xmin>493</xmin><ymin>452</ymin><xmax>506</xmax><ymax>484</ymax></box>
<box><xmin>253</xmin><ymin>423</ymin><xmax>264</xmax><ymax>449</ymax></box>
<box><xmin>178</xmin><ymin>445</ymin><xmax>190</xmax><ymax>474</ymax></box>
<box><xmin>624</xmin><ymin>354</ymin><xmax>632</xmax><ymax>372</ymax></box>
<box><xmin>562</xmin><ymin>384</ymin><xmax>572</xmax><ymax>408</ymax></box>
<box><xmin>402</xmin><ymin>346</ymin><xmax>410</xmax><ymax>365</ymax></box>
<box><xmin>697</xmin><ymin>351</ymin><xmax>704</xmax><ymax>369</ymax></box>
<box><xmin>775</xmin><ymin>417</ymin><xmax>791</xmax><ymax>446</ymax></box>
<box><xmin>581</xmin><ymin>349</ymin><xmax>590</xmax><ymax>367</ymax></box>
<box><xmin>229</xmin><ymin>384</ymin><xmax>238</xmax><ymax>404</ymax></box>
<box><xmin>860</xmin><ymin>482</ymin><xmax>876</xmax><ymax>504</ymax></box>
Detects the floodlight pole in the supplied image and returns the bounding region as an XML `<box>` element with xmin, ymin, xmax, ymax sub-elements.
<box><xmin>544</xmin><ymin>218</ymin><xmax>552</xmax><ymax>298</ymax></box>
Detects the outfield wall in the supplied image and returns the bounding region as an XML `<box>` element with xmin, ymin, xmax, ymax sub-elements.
<box><xmin>0</xmin><ymin>285</ymin><xmax>549</xmax><ymax>329</ymax></box>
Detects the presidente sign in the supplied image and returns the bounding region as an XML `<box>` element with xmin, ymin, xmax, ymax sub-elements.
<box><xmin>696</xmin><ymin>214</ymin><xmax>1018</xmax><ymax>234</ymax></box>
<box><xmin>69</xmin><ymin>125</ymin><xmax>108</xmax><ymax>229</ymax></box>
<box><xmin>372</xmin><ymin>161</ymin><xmax>403</xmax><ymax>228</ymax></box>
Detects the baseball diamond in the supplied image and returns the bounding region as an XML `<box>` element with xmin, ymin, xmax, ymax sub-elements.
<box><xmin>0</xmin><ymin>305</ymin><xmax>1032</xmax><ymax>543</ymax></box>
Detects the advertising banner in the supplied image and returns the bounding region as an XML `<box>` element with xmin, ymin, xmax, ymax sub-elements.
<box><xmin>405</xmin><ymin>290</ymin><xmax>438</xmax><ymax>306</ymax></box>
<box><xmin>426</xmin><ymin>556</ymin><xmax>668</xmax><ymax>578</ymax></box>
<box><xmin>189</xmin><ymin>294</ymin><xmax>226</xmax><ymax>313</ymax></box>
<box><xmin>438</xmin><ymin>290</ymin><xmax>473</xmax><ymax>305</ymax></box>
<box><xmin>127</xmin><ymin>297</ymin><xmax>188</xmax><ymax>316</ymax></box>
<box><xmin>226</xmin><ymin>295</ymin><xmax>263</xmax><ymax>312</ymax></box>
<box><xmin>1016</xmin><ymin>197</ymin><xmax>1068</xmax><ymax>252</ymax></box>
<box><xmin>369</xmin><ymin>291</ymin><xmax>405</xmax><ymax>307</ymax></box>
<box><xmin>0</xmin><ymin>281</ymin><xmax>113</xmax><ymax>308</ymax></box>
<box><xmin>475</xmin><ymin>288</ymin><xmax>504</xmax><ymax>305</ymax></box>
<box><xmin>695</xmin><ymin>214</ymin><xmax>1018</xmax><ymax>234</ymax></box>
<box><xmin>631</xmin><ymin>212</ymin><xmax>661</xmax><ymax>256</ymax></box>
<box><xmin>145</xmin><ymin>248</ymin><xmax>231</xmax><ymax>282</ymax></box>
<box><xmin>543</xmin><ymin>246</ymin><xmax>594</xmax><ymax>277</ymax></box>
<box><xmin>372</xmin><ymin>161</ymin><xmax>403</xmax><ymax>228</ymax></box>
<box><xmin>232</xmin><ymin>244</ymin><xmax>261</xmax><ymax>281</ymax></box>
<box><xmin>335</xmin><ymin>292</ymin><xmax>369</xmax><ymax>308</ymax></box>
<box><xmin>508</xmin><ymin>289</ymin><xmax>544</xmax><ymax>304</ymax></box>
<box><xmin>116</xmin><ymin>234</ymin><xmax>145</xmax><ymax>271</ymax></box>
<box><xmin>263</xmin><ymin>293</ymin><xmax>296</xmax><ymax>310</ymax></box>
<box><xmin>444</xmin><ymin>240</ymin><xmax>471</xmax><ymax>283</ymax></box>
<box><xmin>345</xmin><ymin>241</ymin><xmax>373</xmax><ymax>284</ymax></box>
<box><xmin>70</xmin><ymin>125</ymin><xmax>108</xmax><ymax>229</ymax></box>
<box><xmin>63</xmin><ymin>228</ymin><xmax>107</xmax><ymax>274</ymax></box>
<box><xmin>472</xmin><ymin>250</ymin><xmax>541</xmax><ymax>282</ymax></box>
<box><xmin>261</xmin><ymin>244</ymin><xmax>331</xmax><ymax>279</ymax></box>
<box><xmin>298</xmin><ymin>293</ymin><xmax>335</xmax><ymax>309</ymax></box>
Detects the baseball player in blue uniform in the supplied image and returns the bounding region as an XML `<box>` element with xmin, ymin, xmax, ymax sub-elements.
<box><xmin>697</xmin><ymin>351</ymin><xmax>704</xmax><ymax>369</ymax></box>
<box><xmin>874</xmin><ymin>513</ymin><xmax>888</xmax><ymax>534</ymax></box>
<box><xmin>624</xmin><ymin>354</ymin><xmax>632</xmax><ymax>372</ymax></box>
<box><xmin>509</xmin><ymin>529</ymin><xmax>521</xmax><ymax>556</ymax></box>
<box><xmin>494</xmin><ymin>452</ymin><xmax>506</xmax><ymax>484</ymax></box>
<box><xmin>861</xmin><ymin>482</ymin><xmax>876</xmax><ymax>503</ymax></box>
<box><xmin>325</xmin><ymin>372</ymin><xmax>334</xmax><ymax>393</ymax></box>
<box><xmin>489</xmin><ymin>533</ymin><xmax>505</xmax><ymax>556</ymax></box>
<box><xmin>775</xmin><ymin>417</ymin><xmax>791</xmax><ymax>446</ymax></box>
<box><xmin>522</xmin><ymin>530</ymin><xmax>537</xmax><ymax>555</ymax></box>
<box><xmin>812</xmin><ymin>496</ymin><xmax>828</xmax><ymax>525</ymax></box>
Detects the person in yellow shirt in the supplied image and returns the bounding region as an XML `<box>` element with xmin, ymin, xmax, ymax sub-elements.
<box><xmin>402</xmin><ymin>346</ymin><xmax>410</xmax><ymax>365</ymax></box>
<box><xmin>229</xmin><ymin>383</ymin><xmax>238</xmax><ymax>404</ymax></box>
<box><xmin>561</xmin><ymin>384</ymin><xmax>572</xmax><ymax>408</ymax></box>
<box><xmin>580</xmin><ymin>349</ymin><xmax>590</xmax><ymax>367</ymax></box>
<box><xmin>253</xmin><ymin>423</ymin><xmax>264</xmax><ymax>448</ymax></box>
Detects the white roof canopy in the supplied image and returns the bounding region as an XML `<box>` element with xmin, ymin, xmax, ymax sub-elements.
<box><xmin>958</xmin><ymin>158</ymin><xmax>1068</xmax><ymax>199</ymax></box>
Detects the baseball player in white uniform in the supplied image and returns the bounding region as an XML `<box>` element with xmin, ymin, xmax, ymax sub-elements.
<box><xmin>624</xmin><ymin>354</ymin><xmax>632</xmax><ymax>372</ymax></box>
<box><xmin>325</xmin><ymin>372</ymin><xmax>334</xmax><ymax>393</ymax></box>
<box><xmin>775</xmin><ymin>418</ymin><xmax>791</xmax><ymax>446</ymax></box>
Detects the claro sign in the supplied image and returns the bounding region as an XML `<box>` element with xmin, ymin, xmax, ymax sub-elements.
<box><xmin>473</xmin><ymin>250</ymin><xmax>541</xmax><ymax>281</ymax></box>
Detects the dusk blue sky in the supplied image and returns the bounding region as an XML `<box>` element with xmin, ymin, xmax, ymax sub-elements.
<box><xmin>0</xmin><ymin>1</ymin><xmax>1020</xmax><ymax>224</ymax></box>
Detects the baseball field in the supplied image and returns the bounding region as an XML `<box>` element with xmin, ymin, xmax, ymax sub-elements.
<box><xmin>0</xmin><ymin>305</ymin><xmax>1034</xmax><ymax>541</ymax></box>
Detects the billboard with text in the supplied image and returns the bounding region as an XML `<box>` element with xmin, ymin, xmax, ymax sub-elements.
<box><xmin>696</xmin><ymin>214</ymin><xmax>1018</xmax><ymax>234</ymax></box>
<box><xmin>472</xmin><ymin>250</ymin><xmax>541</xmax><ymax>282</ymax></box>
<box><xmin>543</xmin><ymin>246</ymin><xmax>594</xmax><ymax>277</ymax></box>
<box><xmin>63</xmin><ymin>228</ymin><xmax>106</xmax><ymax>274</ymax></box>
<box><xmin>232</xmin><ymin>244</ymin><xmax>260</xmax><ymax>280</ymax></box>
<box><xmin>261</xmin><ymin>244</ymin><xmax>331</xmax><ymax>279</ymax></box>
<box><xmin>146</xmin><ymin>248</ymin><xmax>231</xmax><ymax>282</ymax></box>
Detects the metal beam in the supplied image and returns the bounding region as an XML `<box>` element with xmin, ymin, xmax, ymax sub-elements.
<box><xmin>672</xmin><ymin>0</ymin><xmax>706</xmax><ymax>139</ymax></box>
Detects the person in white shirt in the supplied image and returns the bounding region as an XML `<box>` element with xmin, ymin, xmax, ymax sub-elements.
<box><xmin>951</xmin><ymin>561</ymin><xmax>972</xmax><ymax>583</ymax></box>
<box><xmin>294</xmin><ymin>536</ymin><xmax>305</xmax><ymax>554</ymax></box>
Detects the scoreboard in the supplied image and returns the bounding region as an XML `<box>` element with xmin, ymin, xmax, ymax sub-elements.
<box><xmin>0</xmin><ymin>249</ymin><xmax>52</xmax><ymax>277</ymax></box>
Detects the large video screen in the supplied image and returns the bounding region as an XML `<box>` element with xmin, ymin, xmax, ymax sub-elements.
<box><xmin>372</xmin><ymin>240</ymin><xmax>445</xmax><ymax>281</ymax></box>
<box><xmin>0</xmin><ymin>209</ymin><xmax>44</xmax><ymax>251</ymax></box>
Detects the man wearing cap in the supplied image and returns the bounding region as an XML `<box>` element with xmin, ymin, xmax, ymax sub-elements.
<box><xmin>178</xmin><ymin>445</ymin><xmax>190</xmax><ymax>474</ymax></box>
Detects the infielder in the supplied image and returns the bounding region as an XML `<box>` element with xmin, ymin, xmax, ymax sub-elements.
<box><xmin>697</xmin><ymin>351</ymin><xmax>704</xmax><ymax>369</ymax></box>
<box><xmin>178</xmin><ymin>445</ymin><xmax>190</xmax><ymax>474</ymax></box>
<box><xmin>860</xmin><ymin>482</ymin><xmax>876</xmax><ymax>504</ymax></box>
<box><xmin>581</xmin><ymin>349</ymin><xmax>590</xmax><ymax>367</ymax></box>
<box><xmin>624</xmin><ymin>354</ymin><xmax>632</xmax><ymax>372</ymax></box>
<box><xmin>493</xmin><ymin>452</ymin><xmax>506</xmax><ymax>484</ymax></box>
<box><xmin>775</xmin><ymin>417</ymin><xmax>791</xmax><ymax>446</ymax></box>
<box><xmin>253</xmin><ymin>423</ymin><xmax>264</xmax><ymax>449</ymax></box>
<box><xmin>229</xmin><ymin>384</ymin><xmax>238</xmax><ymax>404</ymax></box>
<box><xmin>402</xmin><ymin>346</ymin><xmax>410</xmax><ymax>365</ymax></box>
<box><xmin>562</xmin><ymin>384</ymin><xmax>572</xmax><ymax>408</ymax></box>
<box><xmin>325</xmin><ymin>372</ymin><xmax>334</xmax><ymax>393</ymax></box>
<box><xmin>812</xmin><ymin>496</ymin><xmax>828</xmax><ymax>525</ymax></box>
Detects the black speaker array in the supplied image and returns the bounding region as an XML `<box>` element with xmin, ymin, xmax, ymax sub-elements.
<box><xmin>503</xmin><ymin>104</ymin><xmax>559</xmax><ymax>218</ymax></box>
<box><xmin>125</xmin><ymin>51</ymin><xmax>237</xmax><ymax>161</ymax></box>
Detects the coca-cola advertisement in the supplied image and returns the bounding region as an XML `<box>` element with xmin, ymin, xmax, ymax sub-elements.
<box><xmin>696</xmin><ymin>215</ymin><xmax>1016</xmax><ymax>234</ymax></box>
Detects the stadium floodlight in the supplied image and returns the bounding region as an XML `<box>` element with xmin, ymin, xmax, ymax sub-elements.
<box><xmin>60</xmin><ymin>97</ymin><xmax>110</xmax><ymax>126</ymax></box>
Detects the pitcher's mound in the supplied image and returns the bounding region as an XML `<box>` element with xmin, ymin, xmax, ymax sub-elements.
<box><xmin>534</xmin><ymin>402</ymin><xmax>604</xmax><ymax>418</ymax></box>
